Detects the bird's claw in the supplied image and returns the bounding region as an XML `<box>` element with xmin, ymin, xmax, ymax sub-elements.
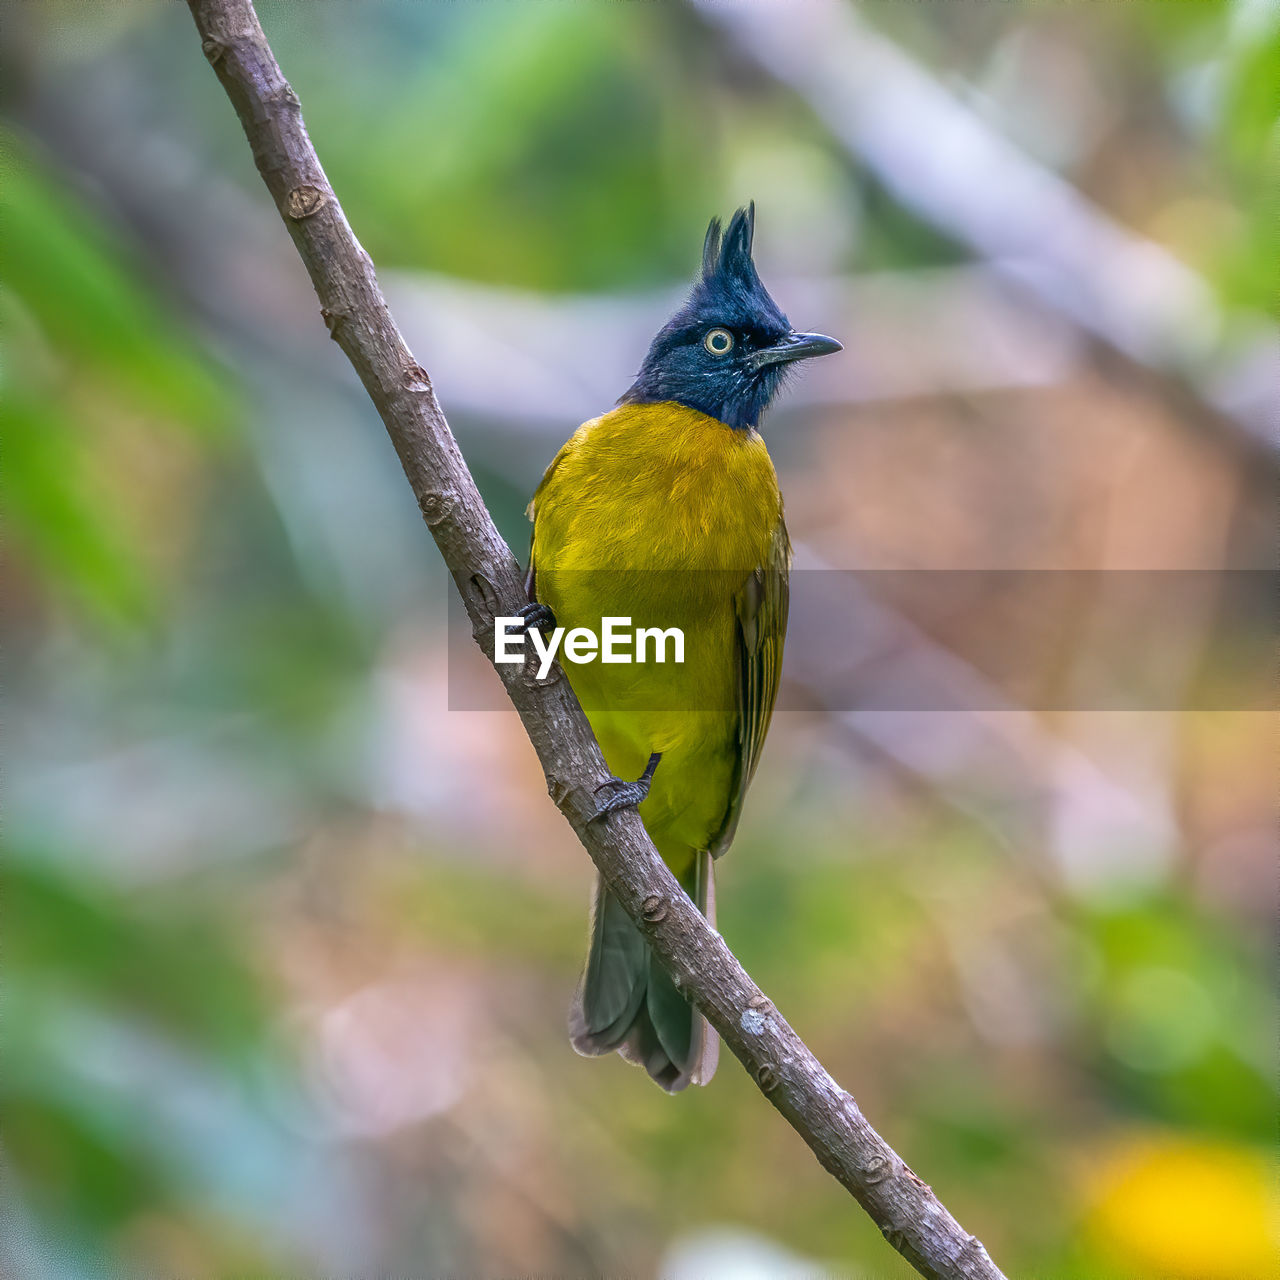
<box><xmin>589</xmin><ymin>752</ymin><xmax>662</xmax><ymax>823</ymax></box>
<box><xmin>508</xmin><ymin>602</ymin><xmax>556</xmax><ymax>636</ymax></box>
<box><xmin>591</xmin><ymin>780</ymin><xmax>651</xmax><ymax>820</ymax></box>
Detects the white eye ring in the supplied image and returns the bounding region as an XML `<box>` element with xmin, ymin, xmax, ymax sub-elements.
<box><xmin>703</xmin><ymin>327</ymin><xmax>734</xmax><ymax>355</ymax></box>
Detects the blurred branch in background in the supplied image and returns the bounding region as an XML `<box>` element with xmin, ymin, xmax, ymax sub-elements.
<box><xmin>384</xmin><ymin>265</ymin><xmax>1084</xmax><ymax>430</ymax></box>
<box><xmin>695</xmin><ymin>0</ymin><xmax>1277</xmax><ymax>462</ymax></box>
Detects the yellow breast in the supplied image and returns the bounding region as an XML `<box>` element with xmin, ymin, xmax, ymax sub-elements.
<box><xmin>530</xmin><ymin>402</ymin><xmax>782</xmax><ymax>574</ymax></box>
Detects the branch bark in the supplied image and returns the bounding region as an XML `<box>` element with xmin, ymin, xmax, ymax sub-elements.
<box><xmin>184</xmin><ymin>4</ymin><xmax>1008</xmax><ymax>1277</ymax></box>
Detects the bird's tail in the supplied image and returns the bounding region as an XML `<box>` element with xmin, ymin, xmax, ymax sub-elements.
<box><xmin>568</xmin><ymin>850</ymin><xmax>719</xmax><ymax>1092</ymax></box>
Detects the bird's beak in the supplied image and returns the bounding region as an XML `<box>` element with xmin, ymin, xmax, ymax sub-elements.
<box><xmin>749</xmin><ymin>330</ymin><xmax>843</xmax><ymax>370</ymax></box>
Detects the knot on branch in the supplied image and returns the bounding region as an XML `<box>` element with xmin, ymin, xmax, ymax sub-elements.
<box><xmin>640</xmin><ymin>894</ymin><xmax>667</xmax><ymax>923</ymax></box>
<box><xmin>320</xmin><ymin>307</ymin><xmax>349</xmax><ymax>339</ymax></box>
<box><xmin>522</xmin><ymin>661</ymin><xmax>561</xmax><ymax>689</ymax></box>
<box><xmin>546</xmin><ymin>775</ymin><xmax>576</xmax><ymax>810</ymax></box>
<box><xmin>861</xmin><ymin>1153</ymin><xmax>893</xmax><ymax>1185</ymax></box>
<box><xmin>267</xmin><ymin>84</ymin><xmax>301</xmax><ymax>110</ymax></box>
<box><xmin>201</xmin><ymin>37</ymin><xmax>227</xmax><ymax>63</ymax></box>
<box><xmin>403</xmin><ymin>362</ymin><xmax>433</xmax><ymax>394</ymax></box>
<box><xmin>467</xmin><ymin>573</ymin><xmax>499</xmax><ymax>622</ymax></box>
<box><xmin>285</xmin><ymin>184</ymin><xmax>327</xmax><ymax>220</ymax></box>
<box><xmin>756</xmin><ymin>1062</ymin><xmax>780</xmax><ymax>1092</ymax></box>
<box><xmin>418</xmin><ymin>491</ymin><xmax>455</xmax><ymax>529</ymax></box>
<box><xmin>881</xmin><ymin>1226</ymin><xmax>908</xmax><ymax>1252</ymax></box>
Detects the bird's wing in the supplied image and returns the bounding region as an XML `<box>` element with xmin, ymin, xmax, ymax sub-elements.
<box><xmin>710</xmin><ymin>516</ymin><xmax>791</xmax><ymax>859</ymax></box>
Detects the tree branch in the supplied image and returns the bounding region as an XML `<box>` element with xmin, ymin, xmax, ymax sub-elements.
<box><xmin>184</xmin><ymin>4</ymin><xmax>1008</xmax><ymax>1277</ymax></box>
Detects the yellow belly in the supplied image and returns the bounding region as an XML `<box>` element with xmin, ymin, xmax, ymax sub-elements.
<box><xmin>529</xmin><ymin>402</ymin><xmax>782</xmax><ymax>855</ymax></box>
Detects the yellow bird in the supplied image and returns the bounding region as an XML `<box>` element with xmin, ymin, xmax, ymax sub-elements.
<box><xmin>523</xmin><ymin>205</ymin><xmax>840</xmax><ymax>1090</ymax></box>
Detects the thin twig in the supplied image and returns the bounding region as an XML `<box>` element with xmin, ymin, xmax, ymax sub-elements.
<box><xmin>184</xmin><ymin>3</ymin><xmax>1008</xmax><ymax>1277</ymax></box>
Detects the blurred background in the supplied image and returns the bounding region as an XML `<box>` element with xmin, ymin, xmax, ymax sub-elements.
<box><xmin>2</xmin><ymin>1</ymin><xmax>1276</xmax><ymax>1277</ymax></box>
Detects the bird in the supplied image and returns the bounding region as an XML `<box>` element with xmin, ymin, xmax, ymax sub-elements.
<box><xmin>522</xmin><ymin>204</ymin><xmax>840</xmax><ymax>1091</ymax></box>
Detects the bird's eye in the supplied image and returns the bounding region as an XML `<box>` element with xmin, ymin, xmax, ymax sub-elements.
<box><xmin>703</xmin><ymin>327</ymin><xmax>734</xmax><ymax>356</ymax></box>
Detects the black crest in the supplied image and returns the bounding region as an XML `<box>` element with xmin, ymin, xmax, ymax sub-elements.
<box><xmin>701</xmin><ymin>202</ymin><xmax>756</xmax><ymax>284</ymax></box>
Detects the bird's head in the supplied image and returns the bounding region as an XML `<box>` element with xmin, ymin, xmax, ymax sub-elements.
<box><xmin>622</xmin><ymin>203</ymin><xmax>841</xmax><ymax>431</ymax></box>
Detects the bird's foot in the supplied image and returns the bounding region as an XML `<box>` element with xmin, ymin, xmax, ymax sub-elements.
<box><xmin>508</xmin><ymin>602</ymin><xmax>557</xmax><ymax>636</ymax></box>
<box><xmin>590</xmin><ymin>752</ymin><xmax>662</xmax><ymax>822</ymax></box>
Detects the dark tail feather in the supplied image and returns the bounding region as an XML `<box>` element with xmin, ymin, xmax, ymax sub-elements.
<box><xmin>568</xmin><ymin>852</ymin><xmax>719</xmax><ymax>1092</ymax></box>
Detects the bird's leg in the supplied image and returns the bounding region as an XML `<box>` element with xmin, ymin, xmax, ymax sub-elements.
<box><xmin>508</xmin><ymin>601</ymin><xmax>556</xmax><ymax>636</ymax></box>
<box><xmin>590</xmin><ymin>752</ymin><xmax>662</xmax><ymax>822</ymax></box>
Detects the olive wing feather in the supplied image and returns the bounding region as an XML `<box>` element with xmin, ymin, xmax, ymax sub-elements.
<box><xmin>710</xmin><ymin>517</ymin><xmax>791</xmax><ymax>859</ymax></box>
